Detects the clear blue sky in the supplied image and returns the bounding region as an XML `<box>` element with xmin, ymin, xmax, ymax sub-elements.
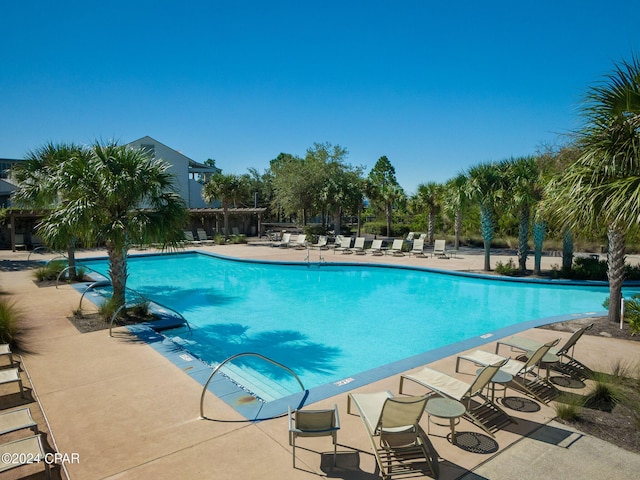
<box><xmin>1</xmin><ymin>1</ymin><xmax>638</xmax><ymax>194</ymax></box>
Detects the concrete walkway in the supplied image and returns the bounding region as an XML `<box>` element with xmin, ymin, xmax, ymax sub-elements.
<box><xmin>1</xmin><ymin>242</ymin><xmax>639</xmax><ymax>479</ymax></box>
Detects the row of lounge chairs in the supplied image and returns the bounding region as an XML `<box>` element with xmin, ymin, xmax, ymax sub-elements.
<box><xmin>273</xmin><ymin>234</ymin><xmax>452</xmax><ymax>258</ymax></box>
<box><xmin>289</xmin><ymin>323</ymin><xmax>594</xmax><ymax>478</ymax></box>
<box><xmin>0</xmin><ymin>344</ymin><xmax>52</xmax><ymax>479</ymax></box>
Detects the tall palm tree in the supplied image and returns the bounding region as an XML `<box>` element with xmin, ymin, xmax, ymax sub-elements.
<box><xmin>465</xmin><ymin>162</ymin><xmax>503</xmax><ymax>271</ymax></box>
<box><xmin>44</xmin><ymin>141</ymin><xmax>188</xmax><ymax>308</ymax></box>
<box><xmin>443</xmin><ymin>173</ymin><xmax>469</xmax><ymax>250</ymax></box>
<box><xmin>202</xmin><ymin>173</ymin><xmax>242</xmax><ymax>240</ymax></box>
<box><xmin>12</xmin><ymin>142</ymin><xmax>87</xmax><ymax>280</ymax></box>
<box><xmin>414</xmin><ymin>182</ymin><xmax>442</xmax><ymax>245</ymax></box>
<box><xmin>503</xmin><ymin>156</ymin><xmax>541</xmax><ymax>272</ymax></box>
<box><xmin>546</xmin><ymin>54</ymin><xmax>640</xmax><ymax>323</ymax></box>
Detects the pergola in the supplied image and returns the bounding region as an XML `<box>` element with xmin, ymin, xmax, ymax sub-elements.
<box><xmin>187</xmin><ymin>207</ymin><xmax>267</xmax><ymax>236</ymax></box>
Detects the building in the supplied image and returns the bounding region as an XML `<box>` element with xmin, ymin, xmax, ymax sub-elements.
<box><xmin>127</xmin><ymin>136</ymin><xmax>221</xmax><ymax>209</ymax></box>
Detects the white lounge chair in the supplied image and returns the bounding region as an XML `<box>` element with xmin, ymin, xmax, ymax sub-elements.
<box><xmin>0</xmin><ymin>343</ymin><xmax>16</xmax><ymax>368</ymax></box>
<box><xmin>410</xmin><ymin>238</ymin><xmax>426</xmax><ymax>257</ymax></box>
<box><xmin>348</xmin><ymin>391</ymin><xmax>439</xmax><ymax>479</ymax></box>
<box><xmin>432</xmin><ymin>240</ymin><xmax>449</xmax><ymax>258</ymax></box>
<box><xmin>0</xmin><ymin>408</ymin><xmax>38</xmax><ymax>436</ymax></box>
<box><xmin>0</xmin><ymin>435</ymin><xmax>50</xmax><ymax>479</ymax></box>
<box><xmin>334</xmin><ymin>236</ymin><xmax>353</xmax><ymax>254</ymax></box>
<box><xmin>387</xmin><ymin>239</ymin><xmax>405</xmax><ymax>256</ymax></box>
<box><xmin>274</xmin><ymin>232</ymin><xmax>292</xmax><ymax>248</ymax></box>
<box><xmin>455</xmin><ymin>339</ymin><xmax>560</xmax><ymax>404</ymax></box>
<box><xmin>352</xmin><ymin>237</ymin><xmax>366</xmax><ymax>255</ymax></box>
<box><xmin>310</xmin><ymin>235</ymin><xmax>329</xmax><ymax>250</ymax></box>
<box><xmin>0</xmin><ymin>368</ymin><xmax>25</xmax><ymax>398</ymax></box>
<box><xmin>495</xmin><ymin>324</ymin><xmax>594</xmax><ymax>380</ymax></box>
<box><xmin>366</xmin><ymin>239</ymin><xmax>384</xmax><ymax>256</ymax></box>
<box><xmin>399</xmin><ymin>360</ymin><xmax>515</xmax><ymax>437</ymax></box>
<box><xmin>293</xmin><ymin>234</ymin><xmax>308</xmax><ymax>249</ymax></box>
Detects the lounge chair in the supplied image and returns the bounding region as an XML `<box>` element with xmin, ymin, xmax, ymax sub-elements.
<box><xmin>288</xmin><ymin>404</ymin><xmax>340</xmax><ymax>468</ymax></box>
<box><xmin>432</xmin><ymin>240</ymin><xmax>449</xmax><ymax>258</ymax></box>
<box><xmin>387</xmin><ymin>239</ymin><xmax>405</xmax><ymax>256</ymax></box>
<box><xmin>409</xmin><ymin>239</ymin><xmax>426</xmax><ymax>257</ymax></box>
<box><xmin>348</xmin><ymin>391</ymin><xmax>439</xmax><ymax>480</ymax></box>
<box><xmin>13</xmin><ymin>233</ymin><xmax>26</xmax><ymax>251</ymax></box>
<box><xmin>0</xmin><ymin>407</ymin><xmax>38</xmax><ymax>436</ymax></box>
<box><xmin>334</xmin><ymin>236</ymin><xmax>353</xmax><ymax>254</ymax></box>
<box><xmin>196</xmin><ymin>229</ymin><xmax>215</xmax><ymax>246</ymax></box>
<box><xmin>495</xmin><ymin>323</ymin><xmax>594</xmax><ymax>380</ymax></box>
<box><xmin>293</xmin><ymin>234</ymin><xmax>308</xmax><ymax>249</ymax></box>
<box><xmin>399</xmin><ymin>360</ymin><xmax>515</xmax><ymax>437</ymax></box>
<box><xmin>366</xmin><ymin>239</ymin><xmax>385</xmax><ymax>256</ymax></box>
<box><xmin>0</xmin><ymin>343</ymin><xmax>16</xmax><ymax>368</ymax></box>
<box><xmin>183</xmin><ymin>230</ymin><xmax>202</xmax><ymax>246</ymax></box>
<box><xmin>352</xmin><ymin>237</ymin><xmax>366</xmax><ymax>255</ymax></box>
<box><xmin>274</xmin><ymin>232</ymin><xmax>292</xmax><ymax>248</ymax></box>
<box><xmin>310</xmin><ymin>235</ymin><xmax>329</xmax><ymax>250</ymax></box>
<box><xmin>455</xmin><ymin>339</ymin><xmax>560</xmax><ymax>404</ymax></box>
<box><xmin>0</xmin><ymin>435</ymin><xmax>50</xmax><ymax>479</ymax></box>
<box><xmin>0</xmin><ymin>368</ymin><xmax>25</xmax><ymax>398</ymax></box>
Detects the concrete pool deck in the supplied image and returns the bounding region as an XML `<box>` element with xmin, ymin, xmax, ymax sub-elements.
<box><xmin>1</xmin><ymin>242</ymin><xmax>639</xmax><ymax>479</ymax></box>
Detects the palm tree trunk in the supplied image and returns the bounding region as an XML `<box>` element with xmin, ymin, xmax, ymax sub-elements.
<box><xmin>386</xmin><ymin>202</ymin><xmax>393</xmax><ymax>236</ymax></box>
<box><xmin>454</xmin><ymin>210</ymin><xmax>461</xmax><ymax>250</ymax></box>
<box><xmin>107</xmin><ymin>245</ymin><xmax>128</xmax><ymax>308</ymax></box>
<box><xmin>67</xmin><ymin>240</ymin><xmax>77</xmax><ymax>281</ymax></box>
<box><xmin>533</xmin><ymin>221</ymin><xmax>546</xmax><ymax>276</ymax></box>
<box><xmin>607</xmin><ymin>225</ymin><xmax>626</xmax><ymax>324</ymax></box>
<box><xmin>480</xmin><ymin>206</ymin><xmax>493</xmax><ymax>271</ymax></box>
<box><xmin>517</xmin><ymin>206</ymin><xmax>530</xmax><ymax>272</ymax></box>
<box><xmin>428</xmin><ymin>211</ymin><xmax>435</xmax><ymax>245</ymax></box>
<box><xmin>562</xmin><ymin>228</ymin><xmax>574</xmax><ymax>271</ymax></box>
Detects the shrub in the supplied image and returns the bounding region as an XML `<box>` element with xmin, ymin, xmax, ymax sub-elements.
<box><xmin>602</xmin><ymin>295</ymin><xmax>640</xmax><ymax>335</ymax></box>
<box><xmin>0</xmin><ymin>298</ymin><xmax>24</xmax><ymax>348</ymax></box>
<box><xmin>495</xmin><ymin>258</ymin><xmax>518</xmax><ymax>276</ymax></box>
<box><xmin>554</xmin><ymin>393</ymin><xmax>584</xmax><ymax>421</ymax></box>
<box><xmin>33</xmin><ymin>260</ymin><xmax>68</xmax><ymax>282</ymax></box>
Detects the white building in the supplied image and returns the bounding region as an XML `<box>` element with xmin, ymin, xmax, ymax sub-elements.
<box><xmin>127</xmin><ymin>136</ymin><xmax>221</xmax><ymax>209</ymax></box>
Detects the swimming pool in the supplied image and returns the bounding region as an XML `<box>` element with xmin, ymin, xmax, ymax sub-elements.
<box><xmin>79</xmin><ymin>252</ymin><xmax>635</xmax><ymax>416</ymax></box>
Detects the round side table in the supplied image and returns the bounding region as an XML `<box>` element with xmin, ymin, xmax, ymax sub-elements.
<box><xmin>477</xmin><ymin>368</ymin><xmax>512</xmax><ymax>401</ymax></box>
<box><xmin>425</xmin><ymin>397</ymin><xmax>466</xmax><ymax>445</ymax></box>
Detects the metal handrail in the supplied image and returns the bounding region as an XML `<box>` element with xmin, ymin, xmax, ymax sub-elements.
<box><xmin>199</xmin><ymin>352</ymin><xmax>305</xmax><ymax>420</ymax></box>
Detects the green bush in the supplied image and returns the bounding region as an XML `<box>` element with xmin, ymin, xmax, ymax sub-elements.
<box><xmin>554</xmin><ymin>393</ymin><xmax>584</xmax><ymax>421</ymax></box>
<box><xmin>563</xmin><ymin>257</ymin><xmax>608</xmax><ymax>280</ymax></box>
<box><xmin>602</xmin><ymin>295</ymin><xmax>640</xmax><ymax>335</ymax></box>
<box><xmin>0</xmin><ymin>298</ymin><xmax>24</xmax><ymax>348</ymax></box>
<box><xmin>495</xmin><ymin>258</ymin><xmax>519</xmax><ymax>276</ymax></box>
<box><xmin>33</xmin><ymin>260</ymin><xmax>68</xmax><ymax>281</ymax></box>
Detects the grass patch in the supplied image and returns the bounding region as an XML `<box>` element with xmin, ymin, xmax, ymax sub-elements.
<box><xmin>0</xmin><ymin>297</ymin><xmax>25</xmax><ymax>349</ymax></box>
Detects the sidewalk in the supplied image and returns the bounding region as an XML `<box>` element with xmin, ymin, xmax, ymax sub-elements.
<box><xmin>1</xmin><ymin>243</ymin><xmax>639</xmax><ymax>479</ymax></box>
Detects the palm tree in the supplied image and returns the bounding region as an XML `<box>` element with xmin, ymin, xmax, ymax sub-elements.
<box><xmin>465</xmin><ymin>162</ymin><xmax>503</xmax><ymax>271</ymax></box>
<box><xmin>443</xmin><ymin>173</ymin><xmax>469</xmax><ymax>251</ymax></box>
<box><xmin>414</xmin><ymin>182</ymin><xmax>442</xmax><ymax>245</ymax></box>
<box><xmin>202</xmin><ymin>173</ymin><xmax>242</xmax><ymax>240</ymax></box>
<box><xmin>43</xmin><ymin>141</ymin><xmax>188</xmax><ymax>308</ymax></box>
<box><xmin>546</xmin><ymin>54</ymin><xmax>640</xmax><ymax>323</ymax></box>
<box><xmin>12</xmin><ymin>142</ymin><xmax>87</xmax><ymax>280</ymax></box>
<box><xmin>503</xmin><ymin>156</ymin><xmax>541</xmax><ymax>272</ymax></box>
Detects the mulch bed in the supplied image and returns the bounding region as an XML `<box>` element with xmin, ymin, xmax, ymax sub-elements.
<box><xmin>540</xmin><ymin>316</ymin><xmax>640</xmax><ymax>454</ymax></box>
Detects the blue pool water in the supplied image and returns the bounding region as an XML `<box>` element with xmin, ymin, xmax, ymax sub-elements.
<box><xmin>79</xmin><ymin>252</ymin><xmax>634</xmax><ymax>404</ymax></box>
